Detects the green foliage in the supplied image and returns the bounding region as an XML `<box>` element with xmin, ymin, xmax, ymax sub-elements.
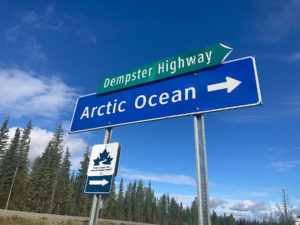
<box><xmin>10</xmin><ymin>120</ymin><xmax>32</xmax><ymax>210</ymax></box>
<box><xmin>117</xmin><ymin>178</ymin><xmax>125</xmax><ymax>220</ymax></box>
<box><xmin>104</xmin><ymin>178</ymin><xmax>117</xmax><ymax>219</ymax></box>
<box><xmin>55</xmin><ymin>148</ymin><xmax>72</xmax><ymax>215</ymax></box>
<box><xmin>0</xmin><ymin>116</ymin><xmax>9</xmax><ymax>161</ymax></box>
<box><xmin>0</xmin><ymin>216</ymin><xmax>48</xmax><ymax>225</ymax></box>
<box><xmin>25</xmin><ymin>124</ymin><xmax>64</xmax><ymax>213</ymax></box>
<box><xmin>0</xmin><ymin>127</ymin><xmax>20</xmax><ymax>208</ymax></box>
<box><xmin>74</xmin><ymin>146</ymin><xmax>90</xmax><ymax>216</ymax></box>
<box><xmin>0</xmin><ymin>117</ymin><xmax>297</xmax><ymax>225</ymax></box>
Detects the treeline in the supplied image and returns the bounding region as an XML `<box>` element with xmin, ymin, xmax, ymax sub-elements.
<box><xmin>103</xmin><ymin>180</ymin><xmax>295</xmax><ymax>225</ymax></box>
<box><xmin>0</xmin><ymin>117</ymin><xmax>295</xmax><ymax>225</ymax></box>
<box><xmin>0</xmin><ymin>117</ymin><xmax>90</xmax><ymax>215</ymax></box>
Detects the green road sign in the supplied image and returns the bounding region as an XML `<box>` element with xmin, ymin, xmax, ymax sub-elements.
<box><xmin>97</xmin><ymin>43</ymin><xmax>232</xmax><ymax>95</ymax></box>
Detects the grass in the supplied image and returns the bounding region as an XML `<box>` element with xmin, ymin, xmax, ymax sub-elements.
<box><xmin>0</xmin><ymin>216</ymin><xmax>80</xmax><ymax>225</ymax></box>
<box><xmin>0</xmin><ymin>216</ymin><xmax>49</xmax><ymax>225</ymax></box>
<box><xmin>0</xmin><ymin>216</ymin><xmax>140</xmax><ymax>225</ymax></box>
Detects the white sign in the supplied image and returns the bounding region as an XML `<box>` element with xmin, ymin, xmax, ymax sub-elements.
<box><xmin>87</xmin><ymin>143</ymin><xmax>121</xmax><ymax>177</ymax></box>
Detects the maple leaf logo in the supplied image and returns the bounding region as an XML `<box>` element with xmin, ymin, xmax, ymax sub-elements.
<box><xmin>93</xmin><ymin>149</ymin><xmax>113</xmax><ymax>166</ymax></box>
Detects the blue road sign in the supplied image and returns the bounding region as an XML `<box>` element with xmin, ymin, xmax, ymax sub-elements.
<box><xmin>85</xmin><ymin>175</ymin><xmax>113</xmax><ymax>194</ymax></box>
<box><xmin>70</xmin><ymin>56</ymin><xmax>262</xmax><ymax>133</ymax></box>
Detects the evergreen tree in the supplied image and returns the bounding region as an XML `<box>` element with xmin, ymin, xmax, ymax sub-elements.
<box><xmin>30</xmin><ymin>124</ymin><xmax>64</xmax><ymax>213</ymax></box>
<box><xmin>117</xmin><ymin>178</ymin><xmax>125</xmax><ymax>220</ymax></box>
<box><xmin>55</xmin><ymin>148</ymin><xmax>71</xmax><ymax>215</ymax></box>
<box><xmin>211</xmin><ymin>211</ymin><xmax>220</xmax><ymax>225</ymax></box>
<box><xmin>227</xmin><ymin>214</ymin><xmax>237</xmax><ymax>225</ymax></box>
<box><xmin>168</xmin><ymin>197</ymin><xmax>179</xmax><ymax>225</ymax></box>
<box><xmin>190</xmin><ymin>197</ymin><xmax>198</xmax><ymax>225</ymax></box>
<box><xmin>131</xmin><ymin>180</ymin><xmax>137</xmax><ymax>221</ymax></box>
<box><xmin>125</xmin><ymin>181</ymin><xmax>133</xmax><ymax>221</ymax></box>
<box><xmin>68</xmin><ymin>171</ymin><xmax>76</xmax><ymax>215</ymax></box>
<box><xmin>185</xmin><ymin>207</ymin><xmax>193</xmax><ymax>225</ymax></box>
<box><xmin>48</xmin><ymin>124</ymin><xmax>64</xmax><ymax>213</ymax></box>
<box><xmin>10</xmin><ymin>120</ymin><xmax>32</xmax><ymax>210</ymax></box>
<box><xmin>0</xmin><ymin>116</ymin><xmax>9</xmax><ymax>162</ymax></box>
<box><xmin>74</xmin><ymin>146</ymin><xmax>90</xmax><ymax>216</ymax></box>
<box><xmin>157</xmin><ymin>194</ymin><xmax>168</xmax><ymax>225</ymax></box>
<box><xmin>0</xmin><ymin>128</ymin><xmax>20</xmax><ymax>209</ymax></box>
<box><xmin>26</xmin><ymin>157</ymin><xmax>43</xmax><ymax>212</ymax></box>
<box><xmin>106</xmin><ymin>178</ymin><xmax>117</xmax><ymax>219</ymax></box>
<box><xmin>151</xmin><ymin>195</ymin><xmax>157</xmax><ymax>224</ymax></box>
<box><xmin>135</xmin><ymin>180</ymin><xmax>144</xmax><ymax>222</ymax></box>
<box><xmin>144</xmin><ymin>181</ymin><xmax>153</xmax><ymax>223</ymax></box>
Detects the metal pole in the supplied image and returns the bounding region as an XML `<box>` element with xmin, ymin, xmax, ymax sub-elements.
<box><xmin>89</xmin><ymin>128</ymin><xmax>113</xmax><ymax>225</ymax></box>
<box><xmin>193</xmin><ymin>114</ymin><xmax>211</xmax><ymax>225</ymax></box>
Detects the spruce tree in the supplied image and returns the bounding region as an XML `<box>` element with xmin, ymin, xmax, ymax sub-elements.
<box><xmin>117</xmin><ymin>178</ymin><xmax>125</xmax><ymax>220</ymax></box>
<box><xmin>191</xmin><ymin>197</ymin><xmax>198</xmax><ymax>225</ymax></box>
<box><xmin>151</xmin><ymin>195</ymin><xmax>157</xmax><ymax>224</ymax></box>
<box><xmin>0</xmin><ymin>128</ymin><xmax>20</xmax><ymax>209</ymax></box>
<box><xmin>31</xmin><ymin>124</ymin><xmax>63</xmax><ymax>213</ymax></box>
<box><xmin>26</xmin><ymin>157</ymin><xmax>43</xmax><ymax>212</ymax></box>
<box><xmin>104</xmin><ymin>178</ymin><xmax>117</xmax><ymax>219</ymax></box>
<box><xmin>144</xmin><ymin>181</ymin><xmax>153</xmax><ymax>223</ymax></box>
<box><xmin>0</xmin><ymin>116</ymin><xmax>9</xmax><ymax>162</ymax></box>
<box><xmin>158</xmin><ymin>194</ymin><xmax>168</xmax><ymax>225</ymax></box>
<box><xmin>125</xmin><ymin>181</ymin><xmax>133</xmax><ymax>221</ymax></box>
<box><xmin>168</xmin><ymin>197</ymin><xmax>179</xmax><ymax>225</ymax></box>
<box><xmin>211</xmin><ymin>211</ymin><xmax>220</xmax><ymax>225</ymax></box>
<box><xmin>55</xmin><ymin>148</ymin><xmax>71</xmax><ymax>215</ymax></box>
<box><xmin>131</xmin><ymin>180</ymin><xmax>137</xmax><ymax>221</ymax></box>
<box><xmin>47</xmin><ymin>124</ymin><xmax>64</xmax><ymax>213</ymax></box>
<box><xmin>135</xmin><ymin>180</ymin><xmax>144</xmax><ymax>222</ymax></box>
<box><xmin>74</xmin><ymin>146</ymin><xmax>90</xmax><ymax>216</ymax></box>
<box><xmin>10</xmin><ymin>120</ymin><xmax>32</xmax><ymax>210</ymax></box>
<box><xmin>68</xmin><ymin>170</ymin><xmax>76</xmax><ymax>215</ymax></box>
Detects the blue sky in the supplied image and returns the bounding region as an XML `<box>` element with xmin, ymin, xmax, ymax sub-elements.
<box><xmin>0</xmin><ymin>0</ymin><xmax>300</xmax><ymax>220</ymax></box>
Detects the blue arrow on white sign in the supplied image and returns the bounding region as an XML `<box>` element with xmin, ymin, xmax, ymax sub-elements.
<box><xmin>70</xmin><ymin>56</ymin><xmax>262</xmax><ymax>133</ymax></box>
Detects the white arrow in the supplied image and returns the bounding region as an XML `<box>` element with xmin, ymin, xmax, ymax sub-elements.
<box><xmin>89</xmin><ymin>179</ymin><xmax>109</xmax><ymax>186</ymax></box>
<box><xmin>207</xmin><ymin>77</ymin><xmax>241</xmax><ymax>93</ymax></box>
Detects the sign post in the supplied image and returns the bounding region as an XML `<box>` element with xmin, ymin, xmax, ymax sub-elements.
<box><xmin>88</xmin><ymin>128</ymin><xmax>113</xmax><ymax>225</ymax></box>
<box><xmin>69</xmin><ymin>47</ymin><xmax>262</xmax><ymax>225</ymax></box>
<box><xmin>194</xmin><ymin>114</ymin><xmax>211</xmax><ymax>225</ymax></box>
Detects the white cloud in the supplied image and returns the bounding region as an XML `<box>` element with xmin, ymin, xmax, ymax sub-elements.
<box><xmin>119</xmin><ymin>167</ymin><xmax>196</xmax><ymax>186</ymax></box>
<box><xmin>76</xmin><ymin>29</ymin><xmax>97</xmax><ymax>44</ymax></box>
<box><xmin>255</xmin><ymin>1</ymin><xmax>300</xmax><ymax>43</ymax></box>
<box><xmin>288</xmin><ymin>52</ymin><xmax>300</xmax><ymax>62</ymax></box>
<box><xmin>211</xmin><ymin>197</ymin><xmax>278</xmax><ymax>220</ymax></box>
<box><xmin>269</xmin><ymin>160</ymin><xmax>300</xmax><ymax>172</ymax></box>
<box><xmin>5</xmin><ymin>5</ymin><xmax>96</xmax><ymax>64</ymax></box>
<box><xmin>22</xmin><ymin>38</ymin><xmax>48</xmax><ymax>63</ymax></box>
<box><xmin>6</xmin><ymin>5</ymin><xmax>62</xmax><ymax>43</ymax></box>
<box><xmin>222</xmin><ymin>93</ymin><xmax>300</xmax><ymax>123</ymax></box>
<box><xmin>210</xmin><ymin>197</ymin><xmax>227</xmax><ymax>209</ymax></box>
<box><xmin>230</xmin><ymin>200</ymin><xmax>268</xmax><ymax>213</ymax></box>
<box><xmin>8</xmin><ymin>126</ymin><xmax>88</xmax><ymax>170</ymax></box>
<box><xmin>149</xmin><ymin>194</ymin><xmax>300</xmax><ymax>221</ymax></box>
<box><xmin>6</xmin><ymin>5</ymin><xmax>96</xmax><ymax>44</ymax></box>
<box><xmin>0</xmin><ymin>68</ymin><xmax>77</xmax><ymax>118</ymax></box>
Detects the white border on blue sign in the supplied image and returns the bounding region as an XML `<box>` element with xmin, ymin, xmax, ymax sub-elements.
<box><xmin>69</xmin><ymin>56</ymin><xmax>262</xmax><ymax>134</ymax></box>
